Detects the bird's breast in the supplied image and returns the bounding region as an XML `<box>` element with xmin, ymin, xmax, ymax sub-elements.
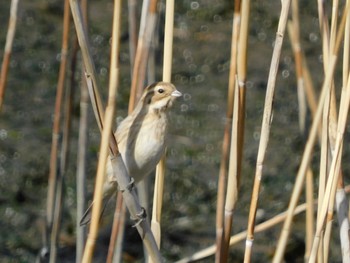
<box><xmin>124</xmin><ymin>114</ymin><xmax>168</xmax><ymax>180</ymax></box>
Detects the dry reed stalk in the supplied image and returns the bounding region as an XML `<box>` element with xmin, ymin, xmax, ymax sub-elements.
<box><xmin>316</xmin><ymin>8</ymin><xmax>330</xmax><ymax>258</ymax></box>
<box><xmin>81</xmin><ymin>11</ymin><xmax>122</xmax><ymax>256</ymax></box>
<box><xmin>128</xmin><ymin>0</ymin><xmax>158</xmax><ymax>112</ymax></box>
<box><xmin>301</xmin><ymin>54</ymin><xmax>322</xmax><ymax>140</ymax></box>
<box><xmin>128</xmin><ymin>0</ymin><xmax>138</xmax><ymax>71</ymax></box>
<box><xmin>43</xmin><ymin>1</ymin><xmax>71</xmax><ymax>261</ymax></box>
<box><xmin>290</xmin><ymin>3</ymin><xmax>306</xmax><ymax>134</ymax></box>
<box><xmin>149</xmin><ymin>1</ymin><xmax>175</xmax><ymax>259</ymax></box>
<box><xmin>321</xmin><ymin>1</ymin><xmax>340</xmax><ymax>260</ymax></box>
<box><xmin>0</xmin><ymin>0</ymin><xmax>19</xmax><ymax>111</ymax></box>
<box><xmin>288</xmin><ymin>2</ymin><xmax>315</xmax><ymax>259</ymax></box>
<box><xmin>243</xmin><ymin>1</ymin><xmax>291</xmax><ymax>262</ymax></box>
<box><xmin>107</xmin><ymin>193</ymin><xmax>126</xmax><ymax>263</ymax></box>
<box><xmin>235</xmin><ymin>0</ymin><xmax>249</xmax><ymax>198</ymax></box>
<box><xmin>215</xmin><ymin>1</ymin><xmax>241</xmax><ymax>262</ymax></box>
<box><xmin>82</xmin><ymin>0</ymin><xmax>121</xmax><ymax>260</ymax></box>
<box><xmin>221</xmin><ymin>1</ymin><xmax>249</xmax><ymax>262</ymax></box>
<box><xmin>273</xmin><ymin>3</ymin><xmax>350</xmax><ymax>261</ymax></box>
<box><xmin>235</xmin><ymin>0</ymin><xmax>249</xmax><ymax>188</ymax></box>
<box><xmin>75</xmin><ymin>0</ymin><xmax>88</xmax><ymax>261</ymax></box>
<box><xmin>222</xmin><ymin>77</ymin><xmax>239</xmax><ymax>261</ymax></box>
<box><xmin>69</xmin><ymin>1</ymin><xmax>162</xmax><ymax>261</ymax></box>
<box><xmin>102</xmin><ymin>1</ymin><xmax>123</xmax><ymax>262</ymax></box>
<box><xmin>49</xmin><ymin>2</ymin><xmax>72</xmax><ymax>262</ymax></box>
<box><xmin>76</xmin><ymin>80</ymin><xmax>89</xmax><ymax>263</ymax></box>
<box><xmin>81</xmin><ymin>76</ymin><xmax>118</xmax><ymax>263</ymax></box>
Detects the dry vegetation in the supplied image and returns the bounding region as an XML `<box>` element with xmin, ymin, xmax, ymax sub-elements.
<box><xmin>1</xmin><ymin>0</ymin><xmax>350</xmax><ymax>262</ymax></box>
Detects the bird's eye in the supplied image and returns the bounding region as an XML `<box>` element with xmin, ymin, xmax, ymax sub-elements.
<box><xmin>158</xmin><ymin>88</ymin><xmax>164</xmax><ymax>94</ymax></box>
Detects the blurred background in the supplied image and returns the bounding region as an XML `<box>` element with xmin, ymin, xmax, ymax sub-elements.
<box><xmin>0</xmin><ymin>0</ymin><xmax>346</xmax><ymax>262</ymax></box>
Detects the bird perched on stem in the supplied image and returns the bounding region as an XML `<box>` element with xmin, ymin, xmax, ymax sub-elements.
<box><xmin>80</xmin><ymin>82</ymin><xmax>182</xmax><ymax>225</ymax></box>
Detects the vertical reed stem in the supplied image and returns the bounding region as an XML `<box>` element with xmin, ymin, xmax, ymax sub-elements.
<box><xmin>0</xmin><ymin>0</ymin><xmax>19</xmax><ymax>111</ymax></box>
<box><xmin>75</xmin><ymin>0</ymin><xmax>88</xmax><ymax>261</ymax></box>
<box><xmin>149</xmin><ymin>1</ymin><xmax>175</xmax><ymax>260</ymax></box>
<box><xmin>45</xmin><ymin>1</ymin><xmax>70</xmax><ymax>261</ymax></box>
<box><xmin>244</xmin><ymin>1</ymin><xmax>291</xmax><ymax>261</ymax></box>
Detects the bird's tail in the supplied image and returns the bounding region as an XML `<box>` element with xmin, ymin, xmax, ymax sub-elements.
<box><xmin>79</xmin><ymin>194</ymin><xmax>113</xmax><ymax>226</ymax></box>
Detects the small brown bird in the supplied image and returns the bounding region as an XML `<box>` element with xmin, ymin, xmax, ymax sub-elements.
<box><xmin>80</xmin><ymin>82</ymin><xmax>182</xmax><ymax>225</ymax></box>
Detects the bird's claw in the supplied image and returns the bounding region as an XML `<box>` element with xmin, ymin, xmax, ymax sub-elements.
<box><xmin>131</xmin><ymin>207</ymin><xmax>147</xmax><ymax>228</ymax></box>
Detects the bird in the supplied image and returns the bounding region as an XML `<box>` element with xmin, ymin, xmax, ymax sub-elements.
<box><xmin>80</xmin><ymin>81</ymin><xmax>182</xmax><ymax>225</ymax></box>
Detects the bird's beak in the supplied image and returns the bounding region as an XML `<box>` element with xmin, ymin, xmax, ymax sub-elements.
<box><xmin>171</xmin><ymin>90</ymin><xmax>182</xmax><ymax>97</ymax></box>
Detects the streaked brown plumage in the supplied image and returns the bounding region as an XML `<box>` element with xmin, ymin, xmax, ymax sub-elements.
<box><xmin>80</xmin><ymin>82</ymin><xmax>182</xmax><ymax>225</ymax></box>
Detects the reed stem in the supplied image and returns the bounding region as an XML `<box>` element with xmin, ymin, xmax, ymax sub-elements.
<box><xmin>244</xmin><ymin>1</ymin><xmax>291</xmax><ymax>261</ymax></box>
<box><xmin>0</xmin><ymin>0</ymin><xmax>19</xmax><ymax>111</ymax></box>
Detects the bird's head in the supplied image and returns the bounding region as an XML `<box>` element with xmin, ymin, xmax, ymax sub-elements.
<box><xmin>142</xmin><ymin>82</ymin><xmax>182</xmax><ymax>112</ymax></box>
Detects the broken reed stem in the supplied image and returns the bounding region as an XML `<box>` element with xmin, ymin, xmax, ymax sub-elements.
<box><xmin>243</xmin><ymin>1</ymin><xmax>291</xmax><ymax>262</ymax></box>
<box><xmin>45</xmin><ymin>1</ymin><xmax>70</xmax><ymax>261</ymax></box>
<box><xmin>215</xmin><ymin>1</ymin><xmax>241</xmax><ymax>262</ymax></box>
<box><xmin>273</xmin><ymin>3</ymin><xmax>350</xmax><ymax>261</ymax></box>
<box><xmin>0</xmin><ymin>0</ymin><xmax>19</xmax><ymax>111</ymax></box>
